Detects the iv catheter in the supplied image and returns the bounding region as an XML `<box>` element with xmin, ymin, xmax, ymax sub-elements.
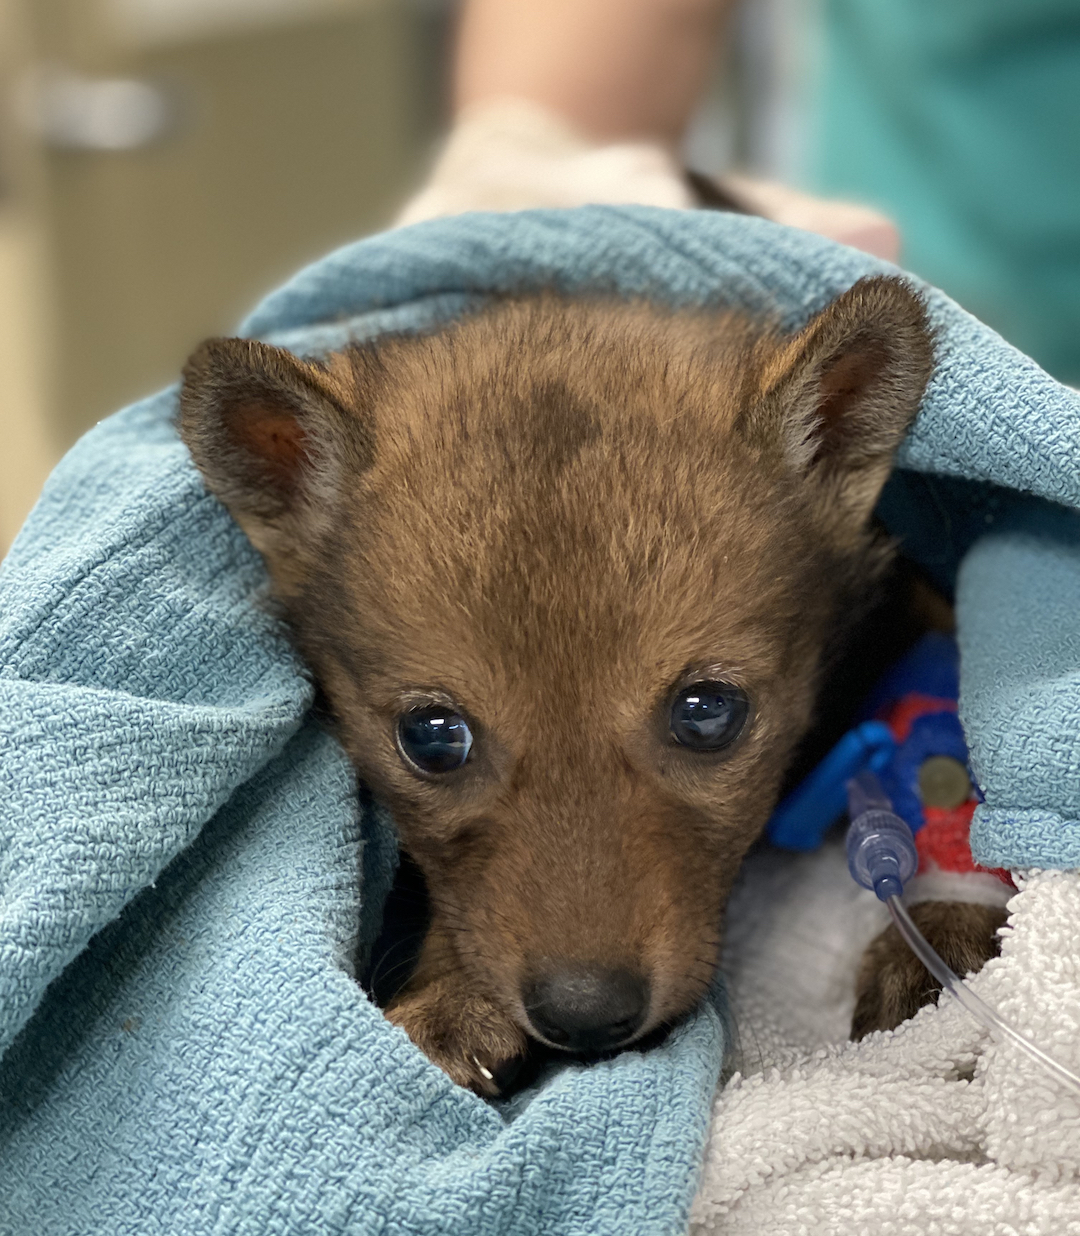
<box><xmin>846</xmin><ymin>769</ymin><xmax>1080</xmax><ymax>1099</ymax></box>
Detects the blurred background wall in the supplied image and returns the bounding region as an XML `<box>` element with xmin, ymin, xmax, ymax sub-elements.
<box><xmin>0</xmin><ymin>0</ymin><xmax>810</xmax><ymax>554</ymax></box>
<box><xmin>0</xmin><ymin>0</ymin><xmax>455</xmax><ymax>551</ymax></box>
<box><xmin>2</xmin><ymin>0</ymin><xmax>1077</xmax><ymax>556</ymax></box>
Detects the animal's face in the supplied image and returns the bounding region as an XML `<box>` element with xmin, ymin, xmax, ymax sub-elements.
<box><xmin>180</xmin><ymin>279</ymin><xmax>932</xmax><ymax>1057</ymax></box>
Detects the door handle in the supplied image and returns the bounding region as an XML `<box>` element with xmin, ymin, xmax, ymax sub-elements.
<box><xmin>16</xmin><ymin>65</ymin><xmax>180</xmax><ymax>151</ymax></box>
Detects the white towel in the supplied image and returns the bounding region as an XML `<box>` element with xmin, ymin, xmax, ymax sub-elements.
<box><xmin>692</xmin><ymin>842</ymin><xmax>1080</xmax><ymax>1234</ymax></box>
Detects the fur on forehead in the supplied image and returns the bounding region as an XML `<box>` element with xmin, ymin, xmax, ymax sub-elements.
<box><xmin>318</xmin><ymin>298</ymin><xmax>878</xmax><ymax>682</ymax></box>
<box><xmin>180</xmin><ymin>278</ymin><xmax>932</xmax><ymax>691</ymax></box>
<box><xmin>353</xmin><ymin>295</ymin><xmax>768</xmax><ymax>459</ymax></box>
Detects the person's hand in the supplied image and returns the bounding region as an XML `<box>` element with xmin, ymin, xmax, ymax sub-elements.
<box><xmin>717</xmin><ymin>172</ymin><xmax>900</xmax><ymax>262</ymax></box>
<box><xmin>395</xmin><ymin>97</ymin><xmax>694</xmax><ymax>226</ymax></box>
<box><xmin>395</xmin><ymin>98</ymin><xmax>901</xmax><ymax>265</ymax></box>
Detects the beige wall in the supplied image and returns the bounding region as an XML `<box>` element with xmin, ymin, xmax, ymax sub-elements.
<box><xmin>0</xmin><ymin>0</ymin><xmax>58</xmax><ymax>551</ymax></box>
<box><xmin>0</xmin><ymin>214</ymin><xmax>58</xmax><ymax>553</ymax></box>
<box><xmin>0</xmin><ymin>0</ymin><xmax>445</xmax><ymax>554</ymax></box>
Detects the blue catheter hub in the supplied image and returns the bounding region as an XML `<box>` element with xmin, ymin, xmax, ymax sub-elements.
<box><xmin>844</xmin><ymin>770</ymin><xmax>919</xmax><ymax>901</ymax></box>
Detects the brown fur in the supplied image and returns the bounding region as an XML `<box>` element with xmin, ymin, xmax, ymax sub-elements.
<box><xmin>851</xmin><ymin>901</ymin><xmax>1007</xmax><ymax>1039</ymax></box>
<box><xmin>180</xmin><ymin>276</ymin><xmax>935</xmax><ymax>1093</ymax></box>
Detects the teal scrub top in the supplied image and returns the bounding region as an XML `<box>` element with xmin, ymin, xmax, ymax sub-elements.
<box><xmin>809</xmin><ymin>0</ymin><xmax>1080</xmax><ymax>383</ymax></box>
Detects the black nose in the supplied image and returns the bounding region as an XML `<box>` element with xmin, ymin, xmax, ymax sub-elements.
<box><xmin>524</xmin><ymin>967</ymin><xmax>649</xmax><ymax>1053</ymax></box>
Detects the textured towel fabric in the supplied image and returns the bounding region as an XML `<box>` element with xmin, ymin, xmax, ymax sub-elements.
<box><xmin>0</xmin><ymin>206</ymin><xmax>1078</xmax><ymax>1233</ymax></box>
<box><xmin>691</xmin><ymin>843</ymin><xmax>1080</xmax><ymax>1234</ymax></box>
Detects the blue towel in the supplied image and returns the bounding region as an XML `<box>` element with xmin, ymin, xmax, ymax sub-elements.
<box><xmin>1</xmin><ymin>207</ymin><xmax>1078</xmax><ymax>1234</ymax></box>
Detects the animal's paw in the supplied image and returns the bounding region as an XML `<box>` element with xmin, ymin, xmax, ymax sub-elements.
<box><xmin>851</xmin><ymin>899</ymin><xmax>1007</xmax><ymax>1040</ymax></box>
<box><xmin>385</xmin><ymin>978</ymin><xmax>529</xmax><ymax>1097</ymax></box>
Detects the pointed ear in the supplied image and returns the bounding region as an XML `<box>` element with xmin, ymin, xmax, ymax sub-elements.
<box><xmin>745</xmin><ymin>275</ymin><xmax>934</xmax><ymax>518</ymax></box>
<box><xmin>178</xmin><ymin>338</ymin><xmax>374</xmax><ymax>534</ymax></box>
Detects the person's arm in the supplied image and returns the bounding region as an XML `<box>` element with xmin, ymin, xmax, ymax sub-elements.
<box><xmin>453</xmin><ymin>0</ymin><xmax>732</xmax><ymax>149</ymax></box>
<box><xmin>399</xmin><ymin>0</ymin><xmax>900</xmax><ymax>261</ymax></box>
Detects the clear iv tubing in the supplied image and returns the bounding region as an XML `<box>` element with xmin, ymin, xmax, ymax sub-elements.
<box><xmin>846</xmin><ymin>770</ymin><xmax>1080</xmax><ymax>1099</ymax></box>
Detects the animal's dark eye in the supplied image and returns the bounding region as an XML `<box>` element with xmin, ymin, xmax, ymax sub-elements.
<box><xmin>397</xmin><ymin>706</ymin><xmax>474</xmax><ymax>774</ymax></box>
<box><xmin>670</xmin><ymin>681</ymin><xmax>749</xmax><ymax>751</ymax></box>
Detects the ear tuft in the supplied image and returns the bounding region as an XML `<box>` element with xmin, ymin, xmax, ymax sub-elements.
<box><xmin>748</xmin><ymin>275</ymin><xmax>934</xmax><ymax>516</ymax></box>
<box><xmin>179</xmin><ymin>337</ymin><xmax>372</xmax><ymax>529</ymax></box>
<box><xmin>228</xmin><ymin>398</ymin><xmax>309</xmax><ymax>490</ymax></box>
<box><xmin>815</xmin><ymin>334</ymin><xmax>891</xmax><ymax>451</ymax></box>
